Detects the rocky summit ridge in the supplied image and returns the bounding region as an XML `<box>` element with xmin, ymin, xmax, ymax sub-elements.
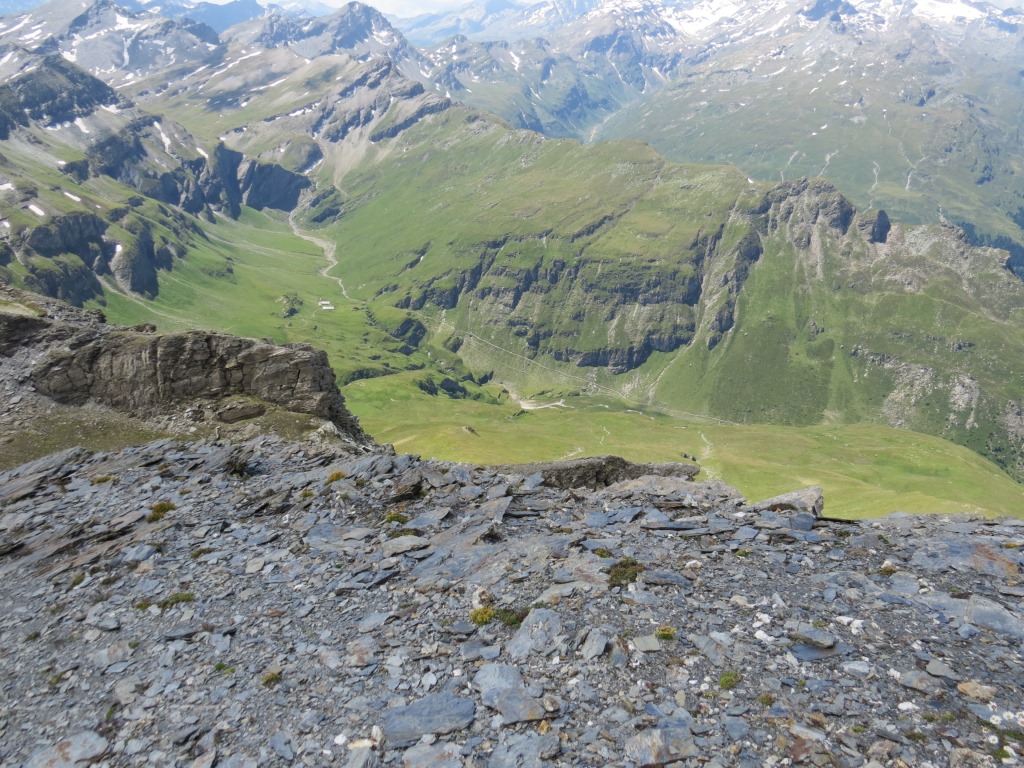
<box><xmin>1</xmin><ymin>293</ymin><xmax>1024</xmax><ymax>767</ymax></box>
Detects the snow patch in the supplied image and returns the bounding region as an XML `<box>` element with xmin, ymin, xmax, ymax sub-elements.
<box><xmin>114</xmin><ymin>13</ymin><xmax>147</xmax><ymax>31</ymax></box>
<box><xmin>63</xmin><ymin>191</ymin><xmax>82</xmax><ymax>202</ymax></box>
<box><xmin>74</xmin><ymin>117</ymin><xmax>90</xmax><ymax>134</ymax></box>
<box><xmin>28</xmin><ymin>204</ymin><xmax>45</xmax><ymax>217</ymax></box>
<box><xmin>153</xmin><ymin>121</ymin><xmax>173</xmax><ymax>153</ymax></box>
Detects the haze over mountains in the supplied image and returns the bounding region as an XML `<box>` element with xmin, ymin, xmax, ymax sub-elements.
<box><xmin>0</xmin><ymin>0</ymin><xmax>1023</xmax><ymax>504</ymax></box>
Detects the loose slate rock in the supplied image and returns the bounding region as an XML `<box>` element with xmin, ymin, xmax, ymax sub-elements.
<box><xmin>381</xmin><ymin>693</ymin><xmax>476</xmax><ymax>748</ymax></box>
<box><xmin>965</xmin><ymin>595</ymin><xmax>1024</xmax><ymax>640</ymax></box>
<box><xmin>474</xmin><ymin>665</ymin><xmax>548</xmax><ymax>723</ymax></box>
<box><xmin>626</xmin><ymin>727</ymin><xmax>699</xmax><ymax>766</ymax></box>
<box><xmin>382</xmin><ymin>535</ymin><xmax>430</xmax><ymax>557</ymax></box>
<box><xmin>508</xmin><ymin>608</ymin><xmax>562</xmax><ymax>659</ymax></box>
<box><xmin>25</xmin><ymin>731</ymin><xmax>108</xmax><ymax>768</ymax></box>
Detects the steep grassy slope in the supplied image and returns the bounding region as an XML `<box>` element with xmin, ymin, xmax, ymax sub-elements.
<box><xmin>288</xmin><ymin>106</ymin><xmax>1024</xmax><ymax>482</ymax></box>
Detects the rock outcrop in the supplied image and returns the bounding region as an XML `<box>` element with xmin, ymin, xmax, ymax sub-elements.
<box><xmin>495</xmin><ymin>454</ymin><xmax>699</xmax><ymax>490</ymax></box>
<box><xmin>0</xmin><ymin>55</ymin><xmax>121</xmax><ymax>140</ymax></box>
<box><xmin>1</xmin><ymin>286</ymin><xmax>368</xmax><ymax>444</ymax></box>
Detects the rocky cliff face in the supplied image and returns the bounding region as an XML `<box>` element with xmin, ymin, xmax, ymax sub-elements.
<box><xmin>395</xmin><ymin>178</ymin><xmax>857</xmax><ymax>374</ymax></box>
<box><xmin>0</xmin><ymin>287</ymin><xmax>368</xmax><ymax>444</ymax></box>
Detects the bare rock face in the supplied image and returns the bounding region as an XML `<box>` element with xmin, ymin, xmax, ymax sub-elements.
<box><xmin>1</xmin><ymin>286</ymin><xmax>367</xmax><ymax>444</ymax></box>
<box><xmin>31</xmin><ymin>328</ymin><xmax>367</xmax><ymax>442</ymax></box>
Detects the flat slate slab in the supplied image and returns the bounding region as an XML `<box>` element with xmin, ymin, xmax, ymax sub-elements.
<box><xmin>381</xmin><ymin>693</ymin><xmax>475</xmax><ymax>748</ymax></box>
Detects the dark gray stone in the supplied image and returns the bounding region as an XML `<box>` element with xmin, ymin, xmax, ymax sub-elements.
<box><xmin>381</xmin><ymin>693</ymin><xmax>475</xmax><ymax>748</ymax></box>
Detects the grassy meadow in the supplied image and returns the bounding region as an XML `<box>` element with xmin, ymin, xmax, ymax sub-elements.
<box><xmin>346</xmin><ymin>376</ymin><xmax>1024</xmax><ymax>520</ymax></box>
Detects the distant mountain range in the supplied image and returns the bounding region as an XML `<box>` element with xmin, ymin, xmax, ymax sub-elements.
<box><xmin>67</xmin><ymin>0</ymin><xmax>1014</xmax><ymax>274</ymax></box>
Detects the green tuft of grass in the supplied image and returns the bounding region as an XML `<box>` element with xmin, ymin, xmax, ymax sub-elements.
<box><xmin>147</xmin><ymin>501</ymin><xmax>176</xmax><ymax>522</ymax></box>
<box><xmin>262</xmin><ymin>672</ymin><xmax>282</xmax><ymax>687</ymax></box>
<box><xmin>608</xmin><ymin>557</ymin><xmax>644</xmax><ymax>588</ymax></box>
<box><xmin>326</xmin><ymin>471</ymin><xmax>347</xmax><ymax>484</ymax></box>
<box><xmin>654</xmin><ymin>626</ymin><xmax>677</xmax><ymax>641</ymax></box>
<box><xmin>494</xmin><ymin>607</ymin><xmax>530</xmax><ymax>628</ymax></box>
<box><xmin>157</xmin><ymin>592</ymin><xmax>194</xmax><ymax>610</ymax></box>
<box><xmin>387</xmin><ymin>528</ymin><xmax>420</xmax><ymax>539</ymax></box>
<box><xmin>719</xmin><ymin>670</ymin><xmax>742</xmax><ymax>690</ymax></box>
<box><xmin>469</xmin><ymin>607</ymin><xmax>496</xmax><ymax>625</ymax></box>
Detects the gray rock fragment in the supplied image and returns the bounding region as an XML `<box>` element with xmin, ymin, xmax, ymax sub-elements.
<box><xmin>966</xmin><ymin>595</ymin><xmax>1024</xmax><ymax>640</ymax></box>
<box><xmin>381</xmin><ymin>693</ymin><xmax>476</xmax><ymax>748</ymax></box>
<box><xmin>25</xmin><ymin>731</ymin><xmax>108</xmax><ymax>767</ymax></box>
<box><xmin>401</xmin><ymin>740</ymin><xmax>461</xmax><ymax>768</ymax></box>
<box><xmin>625</xmin><ymin>727</ymin><xmax>699</xmax><ymax>766</ymax></box>
<box><xmin>383</xmin><ymin>535</ymin><xmax>430</xmax><ymax>557</ymax></box>
<box><xmin>580</xmin><ymin>629</ymin><xmax>608</xmax><ymax>661</ymax></box>
<box><xmin>789</xmin><ymin>622</ymin><xmax>837</xmax><ymax>648</ymax></box>
<box><xmin>632</xmin><ymin>635</ymin><xmax>662</xmax><ymax>653</ymax></box>
<box><xmin>508</xmin><ymin>609</ymin><xmax>562</xmax><ymax>659</ymax></box>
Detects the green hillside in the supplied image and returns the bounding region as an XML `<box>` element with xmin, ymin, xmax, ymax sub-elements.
<box><xmin>287</xmin><ymin>106</ymin><xmax>1024</xmax><ymax>483</ymax></box>
<box><xmin>347</xmin><ymin>380</ymin><xmax>1024</xmax><ymax>520</ymax></box>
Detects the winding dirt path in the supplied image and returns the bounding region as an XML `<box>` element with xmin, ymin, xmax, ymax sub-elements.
<box><xmin>288</xmin><ymin>211</ymin><xmax>353</xmax><ymax>302</ymax></box>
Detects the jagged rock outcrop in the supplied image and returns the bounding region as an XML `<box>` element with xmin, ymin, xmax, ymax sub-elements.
<box><xmin>23</xmin><ymin>212</ymin><xmax>108</xmax><ymax>260</ymax></box>
<box><xmin>495</xmin><ymin>454</ymin><xmax>699</xmax><ymax>489</ymax></box>
<box><xmin>238</xmin><ymin>159</ymin><xmax>312</xmax><ymax>211</ymax></box>
<box><xmin>1</xmin><ymin>287</ymin><xmax>367</xmax><ymax>444</ymax></box>
<box><xmin>857</xmin><ymin>209</ymin><xmax>891</xmax><ymax>244</ymax></box>
<box><xmin>31</xmin><ymin>329</ymin><xmax>366</xmax><ymax>441</ymax></box>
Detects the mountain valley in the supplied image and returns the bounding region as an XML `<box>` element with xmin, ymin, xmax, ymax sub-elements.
<box><xmin>2</xmin><ymin>3</ymin><xmax>1024</xmax><ymax>762</ymax></box>
<box><xmin>0</xmin><ymin>0</ymin><xmax>1022</xmax><ymax>516</ymax></box>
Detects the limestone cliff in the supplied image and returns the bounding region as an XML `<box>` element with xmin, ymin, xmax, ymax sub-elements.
<box><xmin>1</xmin><ymin>287</ymin><xmax>368</xmax><ymax>445</ymax></box>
